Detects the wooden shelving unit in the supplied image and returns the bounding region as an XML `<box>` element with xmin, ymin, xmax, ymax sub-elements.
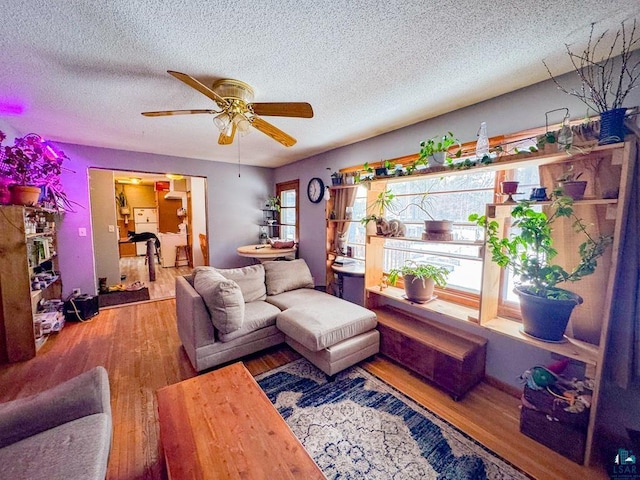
<box><xmin>360</xmin><ymin>138</ymin><xmax>637</xmax><ymax>465</ymax></box>
<box><xmin>0</xmin><ymin>205</ymin><xmax>62</xmax><ymax>362</ymax></box>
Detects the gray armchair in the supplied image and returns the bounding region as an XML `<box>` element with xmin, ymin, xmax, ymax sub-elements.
<box><xmin>0</xmin><ymin>366</ymin><xmax>112</xmax><ymax>480</ymax></box>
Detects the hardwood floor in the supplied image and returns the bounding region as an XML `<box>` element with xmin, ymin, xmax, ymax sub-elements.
<box><xmin>118</xmin><ymin>256</ymin><xmax>192</xmax><ymax>301</ymax></box>
<box><xmin>0</xmin><ymin>299</ymin><xmax>607</xmax><ymax>480</ymax></box>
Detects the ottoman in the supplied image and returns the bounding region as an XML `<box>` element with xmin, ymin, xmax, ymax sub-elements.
<box><xmin>276</xmin><ymin>300</ymin><xmax>379</xmax><ymax>375</ymax></box>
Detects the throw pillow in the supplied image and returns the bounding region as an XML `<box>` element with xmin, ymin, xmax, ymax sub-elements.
<box><xmin>214</xmin><ymin>264</ymin><xmax>267</xmax><ymax>302</ymax></box>
<box><xmin>193</xmin><ymin>268</ymin><xmax>244</xmax><ymax>334</ymax></box>
<box><xmin>264</xmin><ymin>259</ymin><xmax>314</xmax><ymax>296</ymax></box>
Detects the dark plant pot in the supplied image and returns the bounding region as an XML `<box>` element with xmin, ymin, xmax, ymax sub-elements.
<box><xmin>598</xmin><ymin>108</ymin><xmax>627</xmax><ymax>145</ymax></box>
<box><xmin>500</xmin><ymin>181</ymin><xmax>519</xmax><ymax>194</ymax></box>
<box><xmin>424</xmin><ymin>220</ymin><xmax>453</xmax><ymax>241</ymax></box>
<box><xmin>515</xmin><ymin>286</ymin><xmax>583</xmax><ymax>342</ymax></box>
<box><xmin>10</xmin><ymin>185</ymin><xmax>41</xmax><ymax>206</ymax></box>
<box><xmin>403</xmin><ymin>274</ymin><xmax>435</xmax><ymax>302</ymax></box>
<box><xmin>331</xmin><ymin>177</ymin><xmax>342</xmax><ymax>186</ymax></box>
<box><xmin>374</xmin><ymin>167</ymin><xmax>387</xmax><ymax>176</ymax></box>
<box><xmin>558</xmin><ymin>180</ymin><xmax>587</xmax><ymax>200</ymax></box>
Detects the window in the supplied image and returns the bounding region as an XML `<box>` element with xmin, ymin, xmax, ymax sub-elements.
<box><xmin>344</xmin><ymin>185</ymin><xmax>368</xmax><ymax>260</ymax></box>
<box><xmin>276</xmin><ymin>180</ymin><xmax>299</xmax><ymax>241</ymax></box>
<box><xmin>382</xmin><ymin>172</ymin><xmax>494</xmax><ymax>302</ymax></box>
<box><xmin>498</xmin><ymin>164</ymin><xmax>541</xmax><ymax>319</ymax></box>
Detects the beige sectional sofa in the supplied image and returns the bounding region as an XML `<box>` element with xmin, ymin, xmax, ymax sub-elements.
<box><xmin>176</xmin><ymin>259</ymin><xmax>379</xmax><ymax>375</ymax></box>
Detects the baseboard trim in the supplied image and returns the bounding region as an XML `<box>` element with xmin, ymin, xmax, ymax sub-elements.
<box><xmin>484</xmin><ymin>375</ymin><xmax>522</xmax><ymax>399</ymax></box>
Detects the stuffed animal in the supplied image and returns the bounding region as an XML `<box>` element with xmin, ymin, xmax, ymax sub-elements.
<box><xmin>376</xmin><ymin>218</ymin><xmax>406</xmax><ymax>237</ymax></box>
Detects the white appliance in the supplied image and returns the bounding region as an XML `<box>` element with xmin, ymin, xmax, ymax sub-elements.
<box><xmin>134</xmin><ymin>208</ymin><xmax>158</xmax><ymax>256</ymax></box>
<box><xmin>157</xmin><ymin>232</ymin><xmax>188</xmax><ymax>267</ymax></box>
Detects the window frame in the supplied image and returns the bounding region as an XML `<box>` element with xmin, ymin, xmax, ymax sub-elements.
<box><xmin>276</xmin><ymin>180</ymin><xmax>299</xmax><ymax>241</ymax></box>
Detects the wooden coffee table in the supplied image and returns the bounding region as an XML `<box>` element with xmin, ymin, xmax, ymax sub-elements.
<box><xmin>156</xmin><ymin>362</ymin><xmax>324</xmax><ymax>479</ymax></box>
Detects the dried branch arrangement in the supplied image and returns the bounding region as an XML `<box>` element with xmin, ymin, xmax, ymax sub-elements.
<box><xmin>543</xmin><ymin>19</ymin><xmax>640</xmax><ymax>113</ymax></box>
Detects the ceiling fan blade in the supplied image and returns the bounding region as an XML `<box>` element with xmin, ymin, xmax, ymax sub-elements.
<box><xmin>218</xmin><ymin>122</ymin><xmax>237</xmax><ymax>145</ymax></box>
<box><xmin>142</xmin><ymin>109</ymin><xmax>217</xmax><ymax>117</ymax></box>
<box><xmin>249</xmin><ymin>102</ymin><xmax>314</xmax><ymax>118</ymax></box>
<box><xmin>167</xmin><ymin>70</ymin><xmax>229</xmax><ymax>107</ymax></box>
<box><xmin>251</xmin><ymin>116</ymin><xmax>297</xmax><ymax>147</ymax></box>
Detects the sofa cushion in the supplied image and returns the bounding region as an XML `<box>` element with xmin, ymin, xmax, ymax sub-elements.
<box><xmin>276</xmin><ymin>299</ymin><xmax>377</xmax><ymax>351</ymax></box>
<box><xmin>218</xmin><ymin>301</ymin><xmax>281</xmax><ymax>342</ymax></box>
<box><xmin>0</xmin><ymin>413</ymin><xmax>111</xmax><ymax>480</ymax></box>
<box><xmin>213</xmin><ymin>264</ymin><xmax>267</xmax><ymax>302</ymax></box>
<box><xmin>263</xmin><ymin>259</ymin><xmax>314</xmax><ymax>295</ymax></box>
<box><xmin>266</xmin><ymin>288</ymin><xmax>330</xmax><ymax>310</ymax></box>
<box><xmin>193</xmin><ymin>268</ymin><xmax>244</xmax><ymax>334</ymax></box>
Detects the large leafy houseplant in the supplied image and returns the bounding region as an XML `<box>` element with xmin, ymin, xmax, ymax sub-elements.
<box><xmin>387</xmin><ymin>260</ymin><xmax>449</xmax><ymax>303</ymax></box>
<box><xmin>0</xmin><ymin>131</ymin><xmax>76</xmax><ymax>211</ymax></box>
<box><xmin>470</xmin><ymin>195</ymin><xmax>612</xmax><ymax>341</ymax></box>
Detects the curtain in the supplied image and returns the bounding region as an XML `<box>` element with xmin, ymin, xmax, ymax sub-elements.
<box><xmin>333</xmin><ymin>187</ymin><xmax>358</xmax><ymax>254</ymax></box>
<box><xmin>605</xmin><ymin>136</ymin><xmax>640</xmax><ymax>388</ymax></box>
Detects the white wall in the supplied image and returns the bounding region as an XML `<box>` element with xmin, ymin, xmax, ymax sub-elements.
<box><xmin>89</xmin><ymin>169</ymin><xmax>120</xmax><ymax>286</ymax></box>
<box><xmin>189</xmin><ymin>177</ymin><xmax>207</xmax><ymax>266</ymax></box>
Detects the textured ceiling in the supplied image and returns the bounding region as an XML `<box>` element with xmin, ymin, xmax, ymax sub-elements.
<box><xmin>1</xmin><ymin>1</ymin><xmax>639</xmax><ymax>168</ymax></box>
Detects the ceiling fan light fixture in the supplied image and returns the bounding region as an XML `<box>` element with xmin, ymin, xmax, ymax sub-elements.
<box><xmin>235</xmin><ymin>114</ymin><xmax>252</xmax><ymax>136</ymax></box>
<box><xmin>222</xmin><ymin>120</ymin><xmax>235</xmax><ymax>137</ymax></box>
<box><xmin>213</xmin><ymin>112</ymin><xmax>231</xmax><ymax>131</ymax></box>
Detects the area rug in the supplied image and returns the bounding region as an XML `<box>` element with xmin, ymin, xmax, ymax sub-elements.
<box><xmin>98</xmin><ymin>287</ymin><xmax>150</xmax><ymax>307</ymax></box>
<box><xmin>257</xmin><ymin>359</ymin><xmax>528</xmax><ymax>480</ymax></box>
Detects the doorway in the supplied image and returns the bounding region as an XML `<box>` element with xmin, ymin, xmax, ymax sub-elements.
<box><xmin>89</xmin><ymin>168</ymin><xmax>208</xmax><ymax>305</ymax></box>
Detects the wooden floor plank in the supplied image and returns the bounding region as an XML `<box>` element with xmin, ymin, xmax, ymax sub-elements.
<box><xmin>0</xmin><ymin>299</ymin><xmax>607</xmax><ymax>479</ymax></box>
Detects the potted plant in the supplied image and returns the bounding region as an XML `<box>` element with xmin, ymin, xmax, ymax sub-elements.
<box><xmin>470</xmin><ymin>195</ymin><xmax>613</xmax><ymax>342</ymax></box>
<box><xmin>327</xmin><ymin>168</ymin><xmax>342</xmax><ymax>185</ymax></box>
<box><xmin>0</xmin><ymin>131</ymin><xmax>74</xmax><ymax>210</ymax></box>
<box><xmin>387</xmin><ymin>260</ymin><xmax>449</xmax><ymax>303</ymax></box>
<box><xmin>116</xmin><ymin>190</ymin><xmax>130</xmax><ymax>215</ymax></box>
<box><xmin>418</xmin><ymin>132</ymin><xmax>462</xmax><ymax>166</ymax></box>
<box><xmin>543</xmin><ymin>20</ymin><xmax>639</xmax><ymax>144</ymax></box>
<box><xmin>556</xmin><ymin>165</ymin><xmax>587</xmax><ymax>200</ymax></box>
<box><xmin>266</xmin><ymin>195</ymin><xmax>281</xmax><ymax>212</ymax></box>
<box><xmin>360</xmin><ymin>189</ymin><xmax>396</xmax><ymax>231</ymax></box>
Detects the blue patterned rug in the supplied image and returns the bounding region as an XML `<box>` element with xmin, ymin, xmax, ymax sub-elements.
<box><xmin>256</xmin><ymin>359</ymin><xmax>529</xmax><ymax>480</ymax></box>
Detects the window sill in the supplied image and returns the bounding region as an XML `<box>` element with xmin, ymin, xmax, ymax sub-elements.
<box><xmin>367</xmin><ymin>285</ymin><xmax>599</xmax><ymax>368</ymax></box>
<box><xmin>366</xmin><ymin>285</ymin><xmax>478</xmax><ymax>323</ymax></box>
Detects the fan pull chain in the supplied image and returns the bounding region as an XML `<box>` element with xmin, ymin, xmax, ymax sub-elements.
<box><xmin>237</xmin><ymin>134</ymin><xmax>241</xmax><ymax>178</ymax></box>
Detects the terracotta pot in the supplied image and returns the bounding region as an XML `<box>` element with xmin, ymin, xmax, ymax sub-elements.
<box><xmin>500</xmin><ymin>181</ymin><xmax>519</xmax><ymax>194</ymax></box>
<box><xmin>515</xmin><ymin>286</ymin><xmax>583</xmax><ymax>342</ymax></box>
<box><xmin>558</xmin><ymin>181</ymin><xmax>587</xmax><ymax>200</ymax></box>
<box><xmin>9</xmin><ymin>185</ymin><xmax>41</xmax><ymax>206</ymax></box>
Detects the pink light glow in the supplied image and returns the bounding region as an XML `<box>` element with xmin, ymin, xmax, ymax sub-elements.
<box><xmin>0</xmin><ymin>101</ymin><xmax>26</xmax><ymax>116</ymax></box>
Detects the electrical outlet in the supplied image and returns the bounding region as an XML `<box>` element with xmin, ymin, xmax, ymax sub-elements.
<box><xmin>108</xmin><ymin>225</ymin><xmax>115</xmax><ymax>233</ymax></box>
<box><xmin>72</xmin><ymin>288</ymin><xmax>81</xmax><ymax>295</ymax></box>
<box><xmin>78</xmin><ymin>227</ymin><xmax>87</xmax><ymax>237</ymax></box>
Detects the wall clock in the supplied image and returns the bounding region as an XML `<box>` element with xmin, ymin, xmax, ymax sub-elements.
<box><xmin>307</xmin><ymin>177</ymin><xmax>325</xmax><ymax>203</ymax></box>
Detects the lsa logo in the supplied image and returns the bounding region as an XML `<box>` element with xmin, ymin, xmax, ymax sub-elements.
<box><xmin>613</xmin><ymin>448</ymin><xmax>637</xmax><ymax>477</ymax></box>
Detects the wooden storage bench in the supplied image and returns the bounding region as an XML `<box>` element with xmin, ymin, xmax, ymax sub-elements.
<box><xmin>374</xmin><ymin>306</ymin><xmax>487</xmax><ymax>400</ymax></box>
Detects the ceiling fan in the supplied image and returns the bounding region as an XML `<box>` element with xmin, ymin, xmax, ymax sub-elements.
<box><xmin>142</xmin><ymin>71</ymin><xmax>313</xmax><ymax>147</ymax></box>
